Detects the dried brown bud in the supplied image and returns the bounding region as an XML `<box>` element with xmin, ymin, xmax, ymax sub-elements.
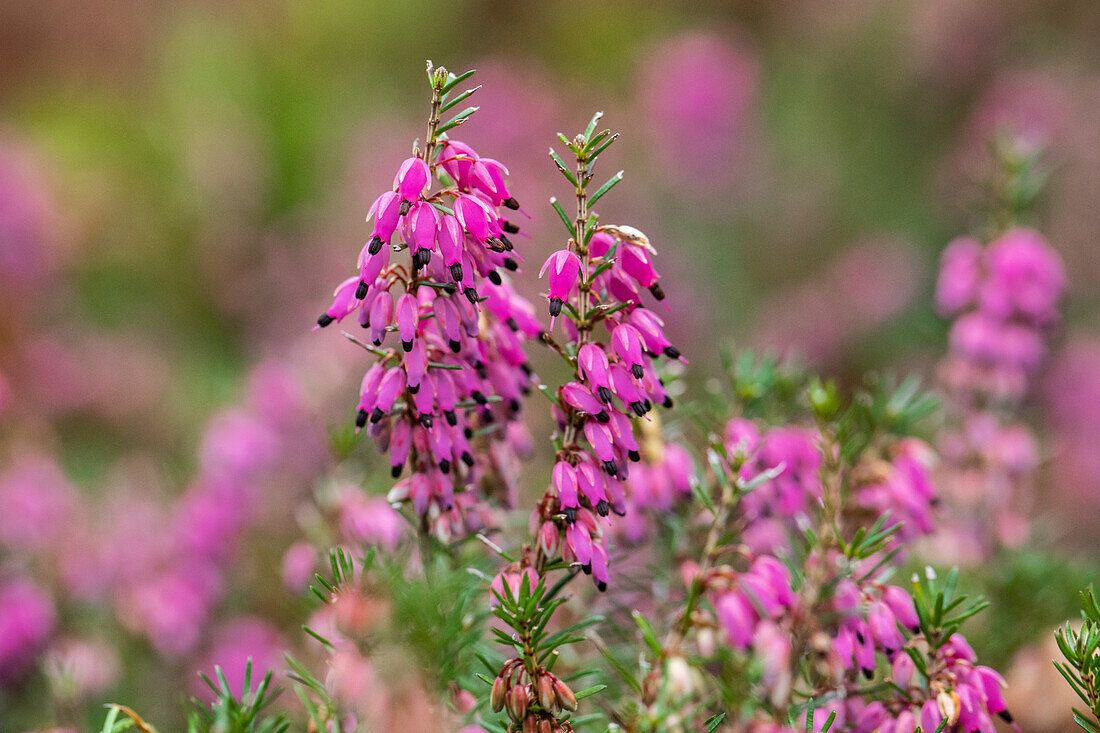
<box><xmin>642</xmin><ymin>670</ymin><xmax>659</xmax><ymax>706</ymax></box>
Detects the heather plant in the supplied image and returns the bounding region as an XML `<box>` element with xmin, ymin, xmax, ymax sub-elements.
<box><xmin>87</xmin><ymin>62</ymin><xmax>1087</xmax><ymax>733</ymax></box>
<box><xmin>931</xmin><ymin>137</ymin><xmax>1066</xmax><ymax>561</ymax></box>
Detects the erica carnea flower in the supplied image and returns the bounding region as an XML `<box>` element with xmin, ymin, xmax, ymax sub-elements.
<box><xmin>934</xmin><ymin>221</ymin><xmax>1065</xmax><ymax>557</ymax></box>
<box><xmin>0</xmin><ymin>577</ymin><xmax>56</xmax><ymax>685</ymax></box>
<box><xmin>315</xmin><ymin>63</ymin><xmax>538</xmax><ymax>541</ymax></box>
<box><xmin>937</xmin><ymin>226</ymin><xmax>1065</xmax><ymax>403</ymax></box>
<box><xmin>524</xmin><ymin>125</ymin><xmax>682</xmax><ymax>594</ymax></box>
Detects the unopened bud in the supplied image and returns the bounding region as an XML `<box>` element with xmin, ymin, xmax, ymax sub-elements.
<box><xmin>539</xmin><ymin>521</ymin><xmax>560</xmax><ymax>556</ymax></box>
<box><xmin>491</xmin><ymin>675</ymin><xmax>507</xmax><ymax>713</ymax></box>
<box><xmin>538</xmin><ymin>720</ymin><xmax>553</xmax><ymax>733</ymax></box>
<box><xmin>537</xmin><ymin>672</ymin><xmax>556</xmax><ymax>710</ymax></box>
<box><xmin>553</xmin><ymin>678</ymin><xmax>577</xmax><ymax>712</ymax></box>
<box><xmin>506</xmin><ymin>683</ymin><xmax>529</xmax><ymax>721</ymax></box>
<box><xmin>523</xmin><ymin>715</ymin><xmax>538</xmax><ymax>733</ymax></box>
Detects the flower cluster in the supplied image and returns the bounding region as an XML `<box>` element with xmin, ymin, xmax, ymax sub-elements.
<box><xmin>723</xmin><ymin>417</ymin><xmax>937</xmax><ymax>556</ymax></box>
<box><xmin>934</xmin><ymin>225</ymin><xmax>1065</xmax><ymax>556</ymax></box>
<box><xmin>529</xmin><ymin>131</ymin><xmax>682</xmax><ymax>593</ymax></box>
<box><xmin>316</xmin><ymin>64</ymin><xmax>539</xmax><ymax>541</ymax></box>
<box><xmin>854</xmin><ymin>633</ymin><xmax>1014</xmax><ymax>733</ymax></box>
<box><xmin>619</xmin><ymin>435</ymin><xmax>695</xmax><ymax>543</ymax></box>
<box><xmin>936</xmin><ymin>226</ymin><xmax>1065</xmax><ymax>403</ymax></box>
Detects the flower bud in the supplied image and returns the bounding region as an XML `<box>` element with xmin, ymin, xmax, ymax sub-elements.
<box><xmin>394</xmin><ymin>157</ymin><xmax>430</xmax><ymax>202</ymax></box>
<box><xmin>506</xmin><ymin>683</ymin><xmax>529</xmax><ymax>721</ymax></box>
<box><xmin>538</xmin><ymin>520</ymin><xmax>560</xmax><ymax>556</ymax></box>
<box><xmin>537</xmin><ymin>672</ymin><xmax>556</xmax><ymax>711</ymax></box>
<box><xmin>553</xmin><ymin>678</ymin><xmax>577</xmax><ymax>712</ymax></box>
<box><xmin>490</xmin><ymin>675</ymin><xmax>507</xmax><ymax>712</ymax></box>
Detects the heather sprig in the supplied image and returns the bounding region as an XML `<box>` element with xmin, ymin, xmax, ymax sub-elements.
<box><xmin>315</xmin><ymin>62</ymin><xmax>539</xmax><ymax>544</ymax></box>
<box><xmin>1055</xmin><ymin>585</ymin><xmax>1100</xmax><ymax>733</ymax></box>
<box><xmin>533</xmin><ymin>112</ymin><xmax>683</xmax><ymax>585</ymax></box>
<box><xmin>933</xmin><ymin>143</ymin><xmax>1065</xmax><ymax>557</ymax></box>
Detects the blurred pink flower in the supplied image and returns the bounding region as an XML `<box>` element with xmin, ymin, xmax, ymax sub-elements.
<box><xmin>0</xmin><ymin>454</ymin><xmax>75</xmax><ymax>550</ymax></box>
<box><xmin>0</xmin><ymin>577</ymin><xmax>56</xmax><ymax>685</ymax></box>
<box><xmin>0</xmin><ymin>136</ymin><xmax>59</xmax><ymax>293</ymax></box>
<box><xmin>751</xmin><ymin>238</ymin><xmax>923</xmax><ymax>363</ymax></box>
<box><xmin>339</xmin><ymin>491</ymin><xmax>405</xmax><ymax>550</ymax></box>
<box><xmin>281</xmin><ymin>541</ymin><xmax>316</xmax><ymax>593</ymax></box>
<box><xmin>640</xmin><ymin>31</ymin><xmax>757</xmax><ymax>194</ymax></box>
<box><xmin>192</xmin><ymin>617</ymin><xmax>286</xmax><ymax>702</ymax></box>
<box><xmin>119</xmin><ymin>561</ymin><xmax>223</xmax><ymax>657</ymax></box>
<box><xmin>43</xmin><ymin>637</ymin><xmax>120</xmax><ymax>700</ymax></box>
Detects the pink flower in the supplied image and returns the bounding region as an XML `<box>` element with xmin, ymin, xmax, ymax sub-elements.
<box><xmin>393</xmin><ymin>157</ymin><xmax>430</xmax><ymax>202</ymax></box>
<box><xmin>0</xmin><ymin>454</ymin><xmax>75</xmax><ymax>550</ymax></box>
<box><xmin>935</xmin><ymin>236</ymin><xmax>983</xmax><ymax>315</ymax></box>
<box><xmin>0</xmin><ymin>578</ymin><xmax>56</xmax><ymax>685</ymax></box>
<box><xmin>281</xmin><ymin>542</ymin><xmax>317</xmax><ymax>592</ymax></box>
<box><xmin>192</xmin><ymin>617</ymin><xmax>286</xmax><ymax>702</ymax></box>
<box><xmin>539</xmin><ymin>249</ymin><xmax>582</xmax><ymax>321</ymax></box>
<box><xmin>340</xmin><ymin>494</ymin><xmax>405</xmax><ymax>550</ymax></box>
<box><xmin>640</xmin><ymin>31</ymin><xmax>757</xmax><ymax>193</ymax></box>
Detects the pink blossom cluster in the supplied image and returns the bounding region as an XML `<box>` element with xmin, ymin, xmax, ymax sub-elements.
<box><xmin>0</xmin><ymin>359</ymin><xmax>323</xmax><ymax>690</ymax></box>
<box><xmin>619</xmin><ymin>440</ymin><xmax>695</xmax><ymax>542</ymax></box>
<box><xmin>852</xmin><ymin>438</ymin><xmax>938</xmax><ymax>547</ymax></box>
<box><xmin>934</xmin><ymin>226</ymin><xmax>1065</xmax><ymax>555</ymax></box>
<box><xmin>723</xmin><ymin>418</ymin><xmax>937</xmax><ymax>555</ymax></box>
<box><xmin>936</xmin><ymin>227</ymin><xmax>1065</xmax><ymax>403</ymax></box>
<box><xmin>535</xmin><ymin>225</ymin><xmax>683</xmax><ymax>591</ymax></box>
<box><xmin>697</xmin><ymin>547</ymin><xmax>1013</xmax><ymax>732</ymax></box>
<box><xmin>111</xmin><ymin>362</ymin><xmax>323</xmax><ymax>656</ymax></box>
<box><xmin>725</xmin><ymin>418</ymin><xmax>822</xmax><ymax>553</ymax></box>
<box><xmin>316</xmin><ymin>131</ymin><xmax>540</xmax><ymax>542</ymax></box>
<box><xmin>852</xmin><ymin>634</ymin><xmax>1013</xmax><ymax>733</ymax></box>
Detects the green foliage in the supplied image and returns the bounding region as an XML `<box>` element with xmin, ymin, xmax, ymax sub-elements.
<box><xmin>100</xmin><ymin>660</ymin><xmax>287</xmax><ymax>733</ymax></box>
<box><xmin>1055</xmin><ymin>586</ymin><xmax>1100</xmax><ymax>732</ymax></box>
<box><xmin>910</xmin><ymin>567</ymin><xmax>989</xmax><ymax>655</ymax></box>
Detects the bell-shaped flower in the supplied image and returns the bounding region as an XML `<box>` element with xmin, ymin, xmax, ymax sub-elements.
<box><xmin>539</xmin><ymin>249</ymin><xmax>581</xmax><ymax>322</ymax></box>
<box><xmin>553</xmin><ymin>461</ymin><xmax>580</xmax><ymax>521</ymax></box>
<box><xmin>561</xmin><ymin>382</ymin><xmax>609</xmax><ymax>423</ymax></box>
<box><xmin>610</xmin><ymin>324</ymin><xmax>647</xmax><ymax>378</ymax></box>
<box><xmin>584</xmin><ymin>420</ymin><xmax>619</xmax><ymax>477</ymax></box>
<box><xmin>396</xmin><ymin>293</ymin><xmax>419</xmax><ymax>352</ymax></box>
<box><xmin>315</xmin><ymin>276</ymin><xmax>362</xmax><ymax>329</ymax></box>
<box><xmin>578</xmin><ymin>344</ymin><xmax>613</xmax><ymax>403</ymax></box>
<box><xmin>367</xmin><ymin>191</ymin><xmax>403</xmax><ymax>253</ymax></box>
<box><xmin>883</xmin><ymin>585</ymin><xmax>920</xmax><ymax>632</ymax></box>
<box><xmin>368</xmin><ymin>290</ymin><xmax>394</xmax><ymax>346</ymax></box>
<box><xmin>393</xmin><ymin>157</ymin><xmax>430</xmax><ymax>203</ymax></box>
<box><xmin>370</xmin><ymin>367</ymin><xmax>406</xmax><ymax>424</ymax></box>
<box><xmin>437</xmin><ymin>215</ymin><xmax>465</xmax><ymax>281</ymax></box>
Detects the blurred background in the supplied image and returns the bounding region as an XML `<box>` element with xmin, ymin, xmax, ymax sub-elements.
<box><xmin>2</xmin><ymin>0</ymin><xmax>1100</xmax><ymax>729</ymax></box>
